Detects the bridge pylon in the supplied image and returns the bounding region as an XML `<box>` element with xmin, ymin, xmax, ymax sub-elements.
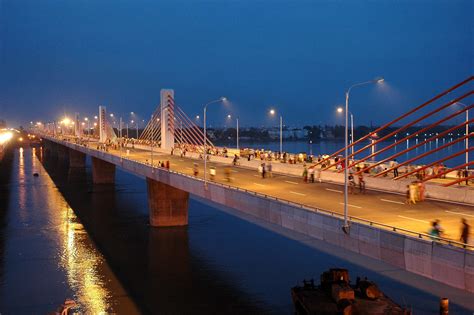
<box><xmin>160</xmin><ymin>89</ymin><xmax>175</xmax><ymax>150</ymax></box>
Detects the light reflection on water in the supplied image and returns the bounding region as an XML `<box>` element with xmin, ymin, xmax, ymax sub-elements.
<box><xmin>0</xmin><ymin>147</ymin><xmax>137</xmax><ymax>314</ymax></box>
<box><xmin>36</xmin><ymin>150</ymin><xmax>114</xmax><ymax>313</ymax></box>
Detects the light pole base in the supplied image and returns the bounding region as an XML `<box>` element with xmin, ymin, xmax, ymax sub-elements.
<box><xmin>342</xmin><ymin>224</ymin><xmax>351</xmax><ymax>235</ymax></box>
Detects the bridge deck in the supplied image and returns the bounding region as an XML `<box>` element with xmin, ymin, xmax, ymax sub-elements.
<box><xmin>49</xmin><ymin>137</ymin><xmax>474</xmax><ymax>246</ymax></box>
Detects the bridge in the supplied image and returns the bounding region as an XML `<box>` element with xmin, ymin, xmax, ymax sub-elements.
<box><xmin>33</xmin><ymin>78</ymin><xmax>473</xmax><ymax>293</ymax></box>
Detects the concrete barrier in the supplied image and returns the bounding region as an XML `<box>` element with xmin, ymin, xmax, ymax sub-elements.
<box><xmin>431</xmin><ymin>244</ymin><xmax>466</xmax><ymax>289</ymax></box>
<box><xmin>404</xmin><ymin>238</ymin><xmax>433</xmax><ymax>278</ymax></box>
<box><xmin>465</xmin><ymin>251</ymin><xmax>474</xmax><ymax>292</ymax></box>
<box><xmin>379</xmin><ymin>230</ymin><xmax>406</xmax><ymax>269</ymax></box>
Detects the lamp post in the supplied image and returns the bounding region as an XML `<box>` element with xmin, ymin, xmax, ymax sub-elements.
<box><xmin>236</xmin><ymin>117</ymin><xmax>239</xmax><ymax>150</ymax></box>
<box><xmin>84</xmin><ymin>117</ymin><xmax>90</xmax><ymax>142</ymax></box>
<box><xmin>203</xmin><ymin>97</ymin><xmax>227</xmax><ymax>187</ymax></box>
<box><xmin>227</xmin><ymin>114</ymin><xmax>239</xmax><ymax>149</ymax></box>
<box><xmin>269</xmin><ymin>109</ymin><xmax>283</xmax><ymax>154</ymax></box>
<box><xmin>455</xmin><ymin>102</ymin><xmax>470</xmax><ymax>172</ymax></box>
<box><xmin>337</xmin><ymin>107</ymin><xmax>355</xmax><ymax>157</ymax></box>
<box><xmin>342</xmin><ymin>77</ymin><xmax>384</xmax><ymax>233</ymax></box>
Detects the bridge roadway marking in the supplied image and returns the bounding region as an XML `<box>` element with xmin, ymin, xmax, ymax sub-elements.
<box><xmin>338</xmin><ymin>202</ymin><xmax>362</xmax><ymax>209</ymax></box>
<box><xmin>445</xmin><ymin>210</ymin><xmax>474</xmax><ymax>218</ymax></box>
<box><xmin>290</xmin><ymin>191</ymin><xmax>306</xmax><ymax>196</ymax></box>
<box><xmin>397</xmin><ymin>215</ymin><xmax>429</xmax><ymax>224</ymax></box>
<box><xmin>284</xmin><ymin>180</ymin><xmax>299</xmax><ymax>185</ymax></box>
<box><xmin>380</xmin><ymin>198</ymin><xmax>405</xmax><ymax>205</ymax></box>
<box><xmin>253</xmin><ymin>183</ymin><xmax>266</xmax><ymax>187</ymax></box>
<box><xmin>53</xmin><ymin>138</ymin><xmax>474</xmax><ymax>241</ymax></box>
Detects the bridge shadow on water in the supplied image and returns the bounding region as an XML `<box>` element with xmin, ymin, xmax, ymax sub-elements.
<box><xmin>39</xmin><ymin>152</ymin><xmax>270</xmax><ymax>314</ymax></box>
<box><xmin>0</xmin><ymin>149</ymin><xmax>15</xmax><ymax>286</ymax></box>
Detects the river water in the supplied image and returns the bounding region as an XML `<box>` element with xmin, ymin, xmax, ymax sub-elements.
<box><xmin>0</xmin><ymin>146</ymin><xmax>472</xmax><ymax>314</ymax></box>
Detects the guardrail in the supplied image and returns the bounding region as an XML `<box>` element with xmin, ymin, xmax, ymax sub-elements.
<box><xmin>41</xmin><ymin>134</ymin><xmax>474</xmax><ymax>251</ymax></box>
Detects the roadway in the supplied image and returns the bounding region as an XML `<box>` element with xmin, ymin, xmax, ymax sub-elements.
<box><xmin>85</xmin><ymin>140</ymin><xmax>474</xmax><ymax>244</ymax></box>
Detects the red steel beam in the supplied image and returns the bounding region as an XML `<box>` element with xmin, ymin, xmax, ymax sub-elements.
<box><xmin>312</xmin><ymin>76</ymin><xmax>473</xmax><ymax>168</ymax></box>
<box><xmin>443</xmin><ymin>174</ymin><xmax>474</xmax><ymax>187</ymax></box>
<box><xmin>350</xmin><ymin>118</ymin><xmax>474</xmax><ymax>175</ymax></box>
<box><xmin>374</xmin><ymin>134</ymin><xmax>470</xmax><ymax>177</ymax></box>
<box><xmin>395</xmin><ymin>148</ymin><xmax>472</xmax><ymax>180</ymax></box>
<box><xmin>348</xmin><ymin>105</ymin><xmax>472</xmax><ymax>172</ymax></box>
<box><xmin>420</xmin><ymin>161</ymin><xmax>473</xmax><ymax>183</ymax></box>
<box><xmin>324</xmin><ymin>91</ymin><xmax>473</xmax><ymax>171</ymax></box>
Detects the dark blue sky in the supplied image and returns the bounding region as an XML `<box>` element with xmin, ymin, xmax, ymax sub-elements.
<box><xmin>0</xmin><ymin>0</ymin><xmax>472</xmax><ymax>127</ymax></box>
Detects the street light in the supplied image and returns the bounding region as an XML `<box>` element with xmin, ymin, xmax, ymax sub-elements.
<box><xmin>227</xmin><ymin>114</ymin><xmax>239</xmax><ymax>150</ymax></box>
<box><xmin>455</xmin><ymin>102</ymin><xmax>470</xmax><ymax>172</ymax></box>
<box><xmin>203</xmin><ymin>97</ymin><xmax>227</xmax><ymax>187</ymax></box>
<box><xmin>342</xmin><ymin>76</ymin><xmax>384</xmax><ymax>233</ymax></box>
<box><xmin>337</xmin><ymin>107</ymin><xmax>354</xmax><ymax>158</ymax></box>
<box><xmin>269</xmin><ymin>108</ymin><xmax>283</xmax><ymax>154</ymax></box>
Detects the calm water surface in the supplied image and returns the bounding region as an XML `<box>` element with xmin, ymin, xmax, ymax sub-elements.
<box><xmin>0</xmin><ymin>146</ymin><xmax>472</xmax><ymax>314</ymax></box>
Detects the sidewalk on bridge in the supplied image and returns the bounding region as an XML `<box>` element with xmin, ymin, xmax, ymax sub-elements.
<box><xmin>149</xmin><ymin>145</ymin><xmax>474</xmax><ymax>206</ymax></box>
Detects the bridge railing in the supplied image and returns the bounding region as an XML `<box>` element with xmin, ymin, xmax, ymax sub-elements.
<box><xmin>44</xmin><ymin>134</ymin><xmax>474</xmax><ymax>251</ymax></box>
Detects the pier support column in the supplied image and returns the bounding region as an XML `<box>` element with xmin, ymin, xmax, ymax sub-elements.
<box><xmin>147</xmin><ymin>178</ymin><xmax>189</xmax><ymax>227</ymax></box>
<box><xmin>92</xmin><ymin>157</ymin><xmax>115</xmax><ymax>184</ymax></box>
<box><xmin>69</xmin><ymin>149</ymin><xmax>86</xmax><ymax>168</ymax></box>
<box><xmin>57</xmin><ymin>144</ymin><xmax>69</xmax><ymax>161</ymax></box>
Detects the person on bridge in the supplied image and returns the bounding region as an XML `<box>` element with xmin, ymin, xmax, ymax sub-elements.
<box><xmin>267</xmin><ymin>162</ymin><xmax>273</xmax><ymax>178</ymax></box>
<box><xmin>224</xmin><ymin>167</ymin><xmax>231</xmax><ymax>182</ymax></box>
<box><xmin>358</xmin><ymin>172</ymin><xmax>366</xmax><ymax>194</ymax></box>
<box><xmin>209</xmin><ymin>166</ymin><xmax>216</xmax><ymax>180</ymax></box>
<box><xmin>193</xmin><ymin>163</ymin><xmax>199</xmax><ymax>176</ymax></box>
<box><xmin>348</xmin><ymin>173</ymin><xmax>356</xmax><ymax>194</ymax></box>
<box><xmin>393</xmin><ymin>159</ymin><xmax>399</xmax><ymax>177</ymax></box>
<box><xmin>460</xmin><ymin>218</ymin><xmax>470</xmax><ymax>244</ymax></box>
<box><xmin>308</xmin><ymin>166</ymin><xmax>315</xmax><ymax>183</ymax></box>
<box><xmin>429</xmin><ymin>219</ymin><xmax>444</xmax><ymax>240</ymax></box>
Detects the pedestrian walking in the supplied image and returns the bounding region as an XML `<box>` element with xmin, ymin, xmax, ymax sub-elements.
<box><xmin>193</xmin><ymin>163</ymin><xmax>199</xmax><ymax>176</ymax></box>
<box><xmin>358</xmin><ymin>172</ymin><xmax>366</xmax><ymax>194</ymax></box>
<box><xmin>405</xmin><ymin>185</ymin><xmax>411</xmax><ymax>204</ymax></box>
<box><xmin>463</xmin><ymin>169</ymin><xmax>470</xmax><ymax>185</ymax></box>
<box><xmin>302</xmin><ymin>166</ymin><xmax>308</xmax><ymax>183</ymax></box>
<box><xmin>408</xmin><ymin>183</ymin><xmax>417</xmax><ymax>204</ymax></box>
<box><xmin>393</xmin><ymin>159</ymin><xmax>399</xmax><ymax>177</ymax></box>
<box><xmin>460</xmin><ymin>218</ymin><xmax>470</xmax><ymax>244</ymax></box>
<box><xmin>348</xmin><ymin>173</ymin><xmax>356</xmax><ymax>194</ymax></box>
<box><xmin>258</xmin><ymin>164</ymin><xmax>265</xmax><ymax>178</ymax></box>
<box><xmin>224</xmin><ymin>167</ymin><xmax>231</xmax><ymax>182</ymax></box>
<box><xmin>417</xmin><ymin>181</ymin><xmax>425</xmax><ymax>201</ymax></box>
<box><xmin>209</xmin><ymin>166</ymin><xmax>216</xmax><ymax>180</ymax></box>
<box><xmin>429</xmin><ymin>219</ymin><xmax>444</xmax><ymax>240</ymax></box>
<box><xmin>309</xmin><ymin>167</ymin><xmax>315</xmax><ymax>183</ymax></box>
<box><xmin>267</xmin><ymin>162</ymin><xmax>273</xmax><ymax>178</ymax></box>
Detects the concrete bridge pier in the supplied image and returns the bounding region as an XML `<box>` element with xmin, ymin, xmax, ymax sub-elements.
<box><xmin>69</xmin><ymin>149</ymin><xmax>86</xmax><ymax>168</ymax></box>
<box><xmin>146</xmin><ymin>178</ymin><xmax>189</xmax><ymax>227</ymax></box>
<box><xmin>57</xmin><ymin>144</ymin><xmax>69</xmax><ymax>161</ymax></box>
<box><xmin>92</xmin><ymin>157</ymin><xmax>115</xmax><ymax>184</ymax></box>
<box><xmin>43</xmin><ymin>141</ymin><xmax>58</xmax><ymax>160</ymax></box>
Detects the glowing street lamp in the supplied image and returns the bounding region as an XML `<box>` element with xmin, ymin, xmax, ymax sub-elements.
<box><xmin>337</xmin><ymin>107</ymin><xmax>354</xmax><ymax>157</ymax></box>
<box><xmin>269</xmin><ymin>108</ymin><xmax>283</xmax><ymax>153</ymax></box>
<box><xmin>342</xmin><ymin>76</ymin><xmax>384</xmax><ymax>233</ymax></box>
<box><xmin>203</xmin><ymin>97</ymin><xmax>227</xmax><ymax>187</ymax></box>
<box><xmin>227</xmin><ymin>114</ymin><xmax>239</xmax><ymax>149</ymax></box>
